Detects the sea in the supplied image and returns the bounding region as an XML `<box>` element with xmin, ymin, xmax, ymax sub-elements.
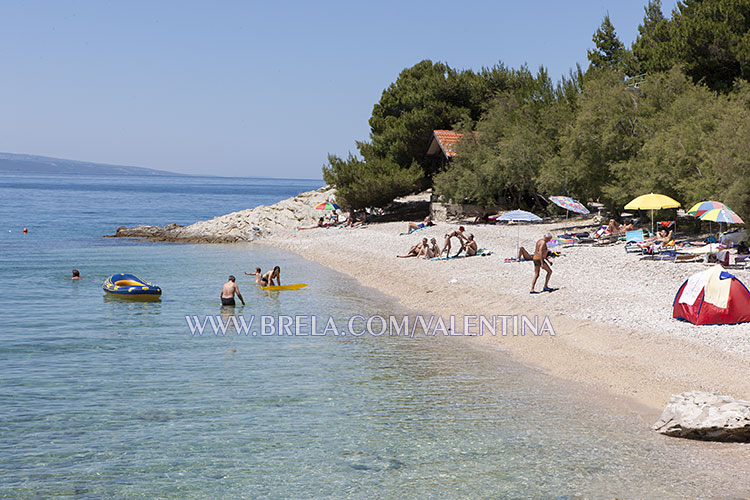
<box><xmin>1</xmin><ymin>172</ymin><xmax>748</xmax><ymax>499</ymax></box>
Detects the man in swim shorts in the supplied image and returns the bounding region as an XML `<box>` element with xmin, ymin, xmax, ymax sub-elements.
<box><xmin>221</xmin><ymin>275</ymin><xmax>245</xmax><ymax>306</ymax></box>
<box><xmin>530</xmin><ymin>234</ymin><xmax>554</xmax><ymax>294</ymax></box>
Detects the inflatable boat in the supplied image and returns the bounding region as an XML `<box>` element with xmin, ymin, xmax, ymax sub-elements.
<box><xmin>103</xmin><ymin>273</ymin><xmax>162</xmax><ymax>300</ymax></box>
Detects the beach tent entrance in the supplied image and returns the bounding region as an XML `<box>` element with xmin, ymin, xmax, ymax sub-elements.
<box><xmin>672</xmin><ymin>266</ymin><xmax>750</xmax><ymax>325</ymax></box>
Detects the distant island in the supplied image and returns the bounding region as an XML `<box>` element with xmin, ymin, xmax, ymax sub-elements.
<box><xmin>0</xmin><ymin>152</ymin><xmax>182</xmax><ymax>176</ymax></box>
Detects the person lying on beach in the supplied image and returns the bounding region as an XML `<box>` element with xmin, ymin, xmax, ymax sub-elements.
<box><xmin>517</xmin><ymin>247</ymin><xmax>533</xmax><ymax>261</ymax></box>
<box><xmin>530</xmin><ymin>234</ymin><xmax>554</xmax><ymax>294</ymax></box>
<box><xmin>472</xmin><ymin>209</ymin><xmax>489</xmax><ymax>224</ymax></box>
<box><xmin>406</xmin><ymin>216</ymin><xmax>434</xmax><ymax>233</ymax></box>
<box><xmin>298</xmin><ymin>217</ymin><xmax>326</xmax><ymax>230</ymax></box>
<box><xmin>221</xmin><ymin>275</ymin><xmax>245</xmax><ymax>306</ymax></box>
<box><xmin>244</xmin><ymin>267</ymin><xmax>263</xmax><ymax>284</ymax></box>
<box><xmin>260</xmin><ymin>266</ymin><xmax>281</xmax><ymax>286</ymax></box>
<box><xmin>643</xmin><ymin>229</ymin><xmax>673</xmax><ymax>244</ymax></box>
<box><xmin>398</xmin><ymin>238</ymin><xmax>428</xmax><ymax>258</ymax></box>
<box><xmin>71</xmin><ymin>269</ymin><xmax>83</xmax><ymax>280</ymax></box>
<box><xmin>352</xmin><ymin>211</ymin><xmax>367</xmax><ymax>227</ymax></box>
<box><xmin>440</xmin><ymin>226</ymin><xmax>467</xmax><ymax>258</ymax></box>
<box><xmin>607</xmin><ymin>219</ymin><xmax>621</xmax><ymax>235</ymax></box>
<box><xmin>621</xmin><ymin>220</ymin><xmax>634</xmax><ymax>233</ymax></box>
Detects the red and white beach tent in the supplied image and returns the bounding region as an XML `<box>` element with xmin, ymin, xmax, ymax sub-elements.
<box><xmin>672</xmin><ymin>266</ymin><xmax>750</xmax><ymax>325</ymax></box>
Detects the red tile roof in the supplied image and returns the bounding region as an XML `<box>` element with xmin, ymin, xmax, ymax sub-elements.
<box><xmin>433</xmin><ymin>130</ymin><xmax>467</xmax><ymax>157</ymax></box>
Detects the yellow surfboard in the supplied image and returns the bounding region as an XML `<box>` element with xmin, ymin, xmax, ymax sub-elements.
<box><xmin>259</xmin><ymin>283</ymin><xmax>308</xmax><ymax>291</ymax></box>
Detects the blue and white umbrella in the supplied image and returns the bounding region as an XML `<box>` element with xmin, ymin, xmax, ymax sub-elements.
<box><xmin>498</xmin><ymin>210</ymin><xmax>543</xmax><ymax>254</ymax></box>
<box><xmin>497</xmin><ymin>209</ymin><xmax>542</xmax><ymax>222</ymax></box>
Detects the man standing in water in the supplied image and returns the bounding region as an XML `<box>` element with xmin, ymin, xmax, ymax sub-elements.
<box><xmin>221</xmin><ymin>275</ymin><xmax>245</xmax><ymax>306</ymax></box>
<box><xmin>530</xmin><ymin>234</ymin><xmax>555</xmax><ymax>294</ymax></box>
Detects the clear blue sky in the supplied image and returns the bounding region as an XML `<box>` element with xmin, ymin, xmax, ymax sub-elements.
<box><xmin>0</xmin><ymin>0</ymin><xmax>679</xmax><ymax>178</ymax></box>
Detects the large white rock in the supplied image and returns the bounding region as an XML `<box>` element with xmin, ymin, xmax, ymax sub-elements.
<box><xmin>652</xmin><ymin>390</ymin><xmax>750</xmax><ymax>442</ymax></box>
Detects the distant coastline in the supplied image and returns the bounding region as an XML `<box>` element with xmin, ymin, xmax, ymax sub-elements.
<box><xmin>0</xmin><ymin>152</ymin><xmax>182</xmax><ymax>176</ymax></box>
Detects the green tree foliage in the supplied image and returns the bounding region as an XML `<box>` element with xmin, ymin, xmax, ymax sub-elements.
<box><xmin>324</xmin><ymin>4</ymin><xmax>750</xmax><ymax>223</ymax></box>
<box><xmin>631</xmin><ymin>0</ymin><xmax>674</xmax><ymax>74</ymax></box>
<box><xmin>632</xmin><ymin>0</ymin><xmax>750</xmax><ymax>92</ymax></box>
<box><xmin>322</xmin><ymin>154</ymin><xmax>423</xmax><ymax>211</ymax></box>
<box><xmin>588</xmin><ymin>15</ymin><xmax>628</xmax><ymax>72</ymax></box>
<box><xmin>366</xmin><ymin>60</ymin><xmax>487</xmax><ymax>176</ymax></box>
<box><xmin>434</xmin><ymin>68</ymin><xmax>579</xmax><ymax>209</ymax></box>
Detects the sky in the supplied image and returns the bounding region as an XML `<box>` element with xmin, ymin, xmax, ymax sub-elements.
<box><xmin>0</xmin><ymin>0</ymin><xmax>680</xmax><ymax>178</ymax></box>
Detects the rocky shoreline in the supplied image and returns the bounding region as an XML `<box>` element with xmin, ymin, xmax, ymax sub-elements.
<box><xmin>108</xmin><ymin>186</ymin><xmax>337</xmax><ymax>242</ymax></box>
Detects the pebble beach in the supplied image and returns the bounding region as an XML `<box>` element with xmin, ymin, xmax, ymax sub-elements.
<box><xmin>114</xmin><ymin>186</ymin><xmax>750</xmax><ymax>416</ymax></box>
<box><xmin>261</xmin><ymin>205</ymin><xmax>750</xmax><ymax>416</ymax></box>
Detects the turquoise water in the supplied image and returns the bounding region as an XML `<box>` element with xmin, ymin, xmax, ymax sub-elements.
<box><xmin>1</xmin><ymin>173</ymin><xmax>748</xmax><ymax>499</ymax></box>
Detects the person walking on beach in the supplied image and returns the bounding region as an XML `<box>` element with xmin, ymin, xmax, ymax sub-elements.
<box><xmin>221</xmin><ymin>275</ymin><xmax>245</xmax><ymax>306</ymax></box>
<box><xmin>260</xmin><ymin>266</ymin><xmax>281</xmax><ymax>286</ymax></box>
<box><xmin>530</xmin><ymin>234</ymin><xmax>554</xmax><ymax>294</ymax></box>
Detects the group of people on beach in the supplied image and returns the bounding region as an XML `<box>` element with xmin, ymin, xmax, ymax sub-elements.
<box><xmin>220</xmin><ymin>266</ymin><xmax>282</xmax><ymax>306</ymax></box>
<box><xmin>400</xmin><ymin>217</ymin><xmax>556</xmax><ymax>293</ymax></box>
<box><xmin>297</xmin><ymin>210</ymin><xmax>367</xmax><ymax>230</ymax></box>
<box><xmin>398</xmin><ymin>225</ymin><xmax>479</xmax><ymax>259</ymax></box>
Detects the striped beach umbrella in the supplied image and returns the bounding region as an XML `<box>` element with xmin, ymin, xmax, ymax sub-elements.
<box><xmin>314</xmin><ymin>201</ymin><xmax>341</xmax><ymax>211</ymax></box>
<box><xmin>687</xmin><ymin>201</ymin><xmax>728</xmax><ymax>217</ymax></box>
<box><xmin>549</xmin><ymin>196</ymin><xmax>590</xmax><ymax>217</ymax></box>
<box><xmin>699</xmin><ymin>208</ymin><xmax>744</xmax><ymax>224</ymax></box>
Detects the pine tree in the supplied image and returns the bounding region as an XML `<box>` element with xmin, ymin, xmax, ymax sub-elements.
<box><xmin>587</xmin><ymin>15</ymin><xmax>627</xmax><ymax>71</ymax></box>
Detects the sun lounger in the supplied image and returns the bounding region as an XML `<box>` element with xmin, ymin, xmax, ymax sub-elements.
<box><xmin>625</xmin><ymin>230</ymin><xmax>648</xmax><ymax>253</ymax></box>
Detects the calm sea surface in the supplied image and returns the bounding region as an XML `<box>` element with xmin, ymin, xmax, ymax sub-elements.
<box><xmin>1</xmin><ymin>172</ymin><xmax>748</xmax><ymax>499</ymax></box>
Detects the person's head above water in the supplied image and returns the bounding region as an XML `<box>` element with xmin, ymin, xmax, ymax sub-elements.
<box><xmin>228</xmin><ymin>275</ymin><xmax>236</xmax><ymax>282</ymax></box>
<box><xmin>72</xmin><ymin>269</ymin><xmax>80</xmax><ymax>277</ymax></box>
<box><xmin>256</xmin><ymin>267</ymin><xmax>261</xmax><ymax>273</ymax></box>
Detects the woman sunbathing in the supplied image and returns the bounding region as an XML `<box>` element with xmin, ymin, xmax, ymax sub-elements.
<box><xmin>406</xmin><ymin>216</ymin><xmax>434</xmax><ymax>233</ymax></box>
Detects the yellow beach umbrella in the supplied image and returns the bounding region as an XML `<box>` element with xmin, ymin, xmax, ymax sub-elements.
<box><xmin>624</xmin><ymin>193</ymin><xmax>681</xmax><ymax>234</ymax></box>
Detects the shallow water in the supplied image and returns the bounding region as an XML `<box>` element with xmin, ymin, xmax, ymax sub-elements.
<box><xmin>1</xmin><ymin>173</ymin><xmax>748</xmax><ymax>499</ymax></box>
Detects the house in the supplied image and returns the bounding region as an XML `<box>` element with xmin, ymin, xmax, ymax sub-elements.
<box><xmin>424</xmin><ymin>130</ymin><xmax>470</xmax><ymax>175</ymax></box>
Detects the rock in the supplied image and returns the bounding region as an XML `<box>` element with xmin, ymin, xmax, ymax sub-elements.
<box><xmin>108</xmin><ymin>185</ymin><xmax>339</xmax><ymax>243</ymax></box>
<box><xmin>652</xmin><ymin>390</ymin><xmax>750</xmax><ymax>442</ymax></box>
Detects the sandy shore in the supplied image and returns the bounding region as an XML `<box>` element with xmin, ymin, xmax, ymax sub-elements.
<box><xmin>261</xmin><ymin>219</ymin><xmax>750</xmax><ymax>416</ymax></box>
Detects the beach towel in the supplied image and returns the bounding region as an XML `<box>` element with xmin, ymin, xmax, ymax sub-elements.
<box><xmin>430</xmin><ymin>248</ymin><xmax>493</xmax><ymax>261</ymax></box>
<box><xmin>399</xmin><ymin>225</ymin><xmax>429</xmax><ymax>236</ymax></box>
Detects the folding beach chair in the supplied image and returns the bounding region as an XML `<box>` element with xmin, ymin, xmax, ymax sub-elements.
<box><xmin>625</xmin><ymin>229</ymin><xmax>647</xmax><ymax>253</ymax></box>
